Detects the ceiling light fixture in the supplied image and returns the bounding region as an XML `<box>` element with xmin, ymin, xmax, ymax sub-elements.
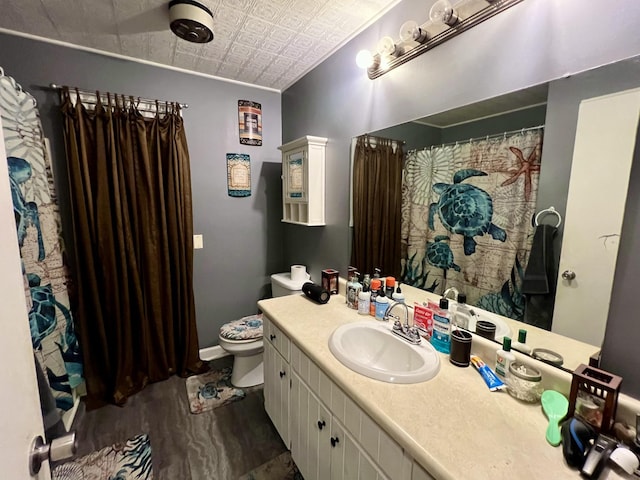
<box><xmin>355</xmin><ymin>0</ymin><xmax>524</xmax><ymax>80</ymax></box>
<box><xmin>168</xmin><ymin>0</ymin><xmax>214</xmax><ymax>44</ymax></box>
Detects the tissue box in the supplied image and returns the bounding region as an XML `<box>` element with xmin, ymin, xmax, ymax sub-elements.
<box><xmin>322</xmin><ymin>269</ymin><xmax>339</xmax><ymax>295</ymax></box>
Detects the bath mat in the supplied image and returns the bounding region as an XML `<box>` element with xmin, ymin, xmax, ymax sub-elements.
<box><xmin>238</xmin><ymin>451</ymin><xmax>303</xmax><ymax>480</ymax></box>
<box><xmin>52</xmin><ymin>433</ymin><xmax>153</xmax><ymax>480</ymax></box>
<box><xmin>185</xmin><ymin>366</ymin><xmax>247</xmax><ymax>414</ymax></box>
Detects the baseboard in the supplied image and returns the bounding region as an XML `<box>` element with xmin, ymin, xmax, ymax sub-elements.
<box><xmin>199</xmin><ymin>345</ymin><xmax>229</xmax><ymax>361</ymax></box>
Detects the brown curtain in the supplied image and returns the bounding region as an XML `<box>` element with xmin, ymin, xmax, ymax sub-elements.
<box><xmin>351</xmin><ymin>135</ymin><xmax>403</xmax><ymax>278</ymax></box>
<box><xmin>60</xmin><ymin>88</ymin><xmax>205</xmax><ymax>408</ymax></box>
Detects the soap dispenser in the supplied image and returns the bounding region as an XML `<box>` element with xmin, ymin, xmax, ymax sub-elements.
<box><xmin>392</xmin><ymin>283</ymin><xmax>405</xmax><ymax>303</ymax></box>
<box><xmin>346</xmin><ymin>272</ymin><xmax>362</xmax><ymax>309</ymax></box>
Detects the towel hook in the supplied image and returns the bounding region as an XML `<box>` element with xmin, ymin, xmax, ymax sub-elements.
<box><xmin>535</xmin><ymin>206</ymin><xmax>562</xmax><ymax>228</ymax></box>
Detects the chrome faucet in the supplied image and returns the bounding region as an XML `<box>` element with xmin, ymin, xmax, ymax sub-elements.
<box><xmin>443</xmin><ymin>287</ymin><xmax>459</xmax><ymax>302</ymax></box>
<box><xmin>383</xmin><ymin>302</ymin><xmax>421</xmax><ymax>345</ymax></box>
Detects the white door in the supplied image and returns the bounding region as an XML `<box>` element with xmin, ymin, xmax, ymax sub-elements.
<box><xmin>0</xmin><ymin>117</ymin><xmax>50</xmax><ymax>478</ymax></box>
<box><xmin>553</xmin><ymin>87</ymin><xmax>640</xmax><ymax>346</ymax></box>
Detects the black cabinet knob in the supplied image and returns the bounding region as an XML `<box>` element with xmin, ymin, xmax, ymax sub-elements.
<box><xmin>270</xmin><ymin>334</ymin><xmax>276</xmax><ymax>340</ymax></box>
<box><xmin>317</xmin><ymin>420</ymin><xmax>326</xmax><ymax>430</ymax></box>
<box><xmin>279</xmin><ymin>370</ymin><xmax>286</xmax><ymax>378</ymax></box>
<box><xmin>330</xmin><ymin>436</ymin><xmax>340</xmax><ymax>447</ymax></box>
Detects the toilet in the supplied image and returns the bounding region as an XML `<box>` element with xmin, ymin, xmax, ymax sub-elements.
<box><xmin>218</xmin><ymin>271</ymin><xmax>310</xmax><ymax>388</ymax></box>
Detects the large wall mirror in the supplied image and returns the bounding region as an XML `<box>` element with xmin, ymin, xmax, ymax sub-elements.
<box><xmin>350</xmin><ymin>55</ymin><xmax>640</xmax><ymax>374</ymax></box>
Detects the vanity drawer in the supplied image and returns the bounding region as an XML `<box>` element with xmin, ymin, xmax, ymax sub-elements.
<box><xmin>264</xmin><ymin>315</ymin><xmax>290</xmax><ymax>361</ymax></box>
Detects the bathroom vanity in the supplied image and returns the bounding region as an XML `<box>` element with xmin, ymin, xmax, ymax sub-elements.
<box><xmin>259</xmin><ymin>287</ymin><xmax>637</xmax><ymax>479</ymax></box>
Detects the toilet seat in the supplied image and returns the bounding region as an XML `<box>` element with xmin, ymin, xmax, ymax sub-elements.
<box><xmin>219</xmin><ymin>314</ymin><xmax>263</xmax><ymax>341</ymax></box>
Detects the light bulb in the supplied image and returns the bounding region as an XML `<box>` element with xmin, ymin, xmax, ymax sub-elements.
<box><xmin>355</xmin><ymin>50</ymin><xmax>375</xmax><ymax>69</ymax></box>
<box><xmin>429</xmin><ymin>0</ymin><xmax>459</xmax><ymax>26</ymax></box>
<box><xmin>400</xmin><ymin>20</ymin><xmax>428</xmax><ymax>44</ymax></box>
<box><xmin>377</xmin><ymin>36</ymin><xmax>399</xmax><ymax>57</ymax></box>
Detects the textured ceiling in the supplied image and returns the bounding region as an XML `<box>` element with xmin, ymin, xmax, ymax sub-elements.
<box><xmin>0</xmin><ymin>0</ymin><xmax>400</xmax><ymax>91</ymax></box>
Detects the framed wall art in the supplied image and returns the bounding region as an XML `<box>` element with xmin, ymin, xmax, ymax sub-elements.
<box><xmin>238</xmin><ymin>100</ymin><xmax>262</xmax><ymax>146</ymax></box>
<box><xmin>226</xmin><ymin>153</ymin><xmax>251</xmax><ymax>197</ymax></box>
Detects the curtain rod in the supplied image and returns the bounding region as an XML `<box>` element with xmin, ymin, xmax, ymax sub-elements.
<box><xmin>48</xmin><ymin>84</ymin><xmax>188</xmax><ymax>109</ymax></box>
<box><xmin>424</xmin><ymin>125</ymin><xmax>545</xmax><ymax>151</ymax></box>
<box><xmin>363</xmin><ymin>133</ymin><xmax>406</xmax><ymax>144</ymax></box>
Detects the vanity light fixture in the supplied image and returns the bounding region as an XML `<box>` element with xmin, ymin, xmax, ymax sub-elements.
<box><xmin>356</xmin><ymin>0</ymin><xmax>524</xmax><ymax>79</ymax></box>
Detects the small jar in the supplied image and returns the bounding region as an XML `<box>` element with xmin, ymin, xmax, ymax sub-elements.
<box><xmin>506</xmin><ymin>362</ymin><xmax>543</xmax><ymax>403</ymax></box>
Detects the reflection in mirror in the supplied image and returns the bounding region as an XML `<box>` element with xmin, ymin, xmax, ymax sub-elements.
<box><xmin>350</xmin><ymin>55</ymin><xmax>640</xmax><ymax>373</ymax></box>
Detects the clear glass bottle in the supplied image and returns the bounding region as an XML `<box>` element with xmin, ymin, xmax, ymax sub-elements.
<box><xmin>453</xmin><ymin>293</ymin><xmax>472</xmax><ymax>330</ymax></box>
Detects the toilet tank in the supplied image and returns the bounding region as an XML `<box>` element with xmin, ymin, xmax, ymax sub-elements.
<box><xmin>271</xmin><ymin>272</ymin><xmax>310</xmax><ymax>297</ymax></box>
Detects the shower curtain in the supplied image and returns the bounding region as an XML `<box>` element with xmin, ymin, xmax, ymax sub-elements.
<box><xmin>401</xmin><ymin>129</ymin><xmax>543</xmax><ymax>320</ymax></box>
<box><xmin>0</xmin><ymin>69</ymin><xmax>83</xmax><ymax>414</ymax></box>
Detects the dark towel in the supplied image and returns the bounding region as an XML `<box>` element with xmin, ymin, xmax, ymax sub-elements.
<box><xmin>523</xmin><ymin>224</ymin><xmax>558</xmax><ymax>330</ymax></box>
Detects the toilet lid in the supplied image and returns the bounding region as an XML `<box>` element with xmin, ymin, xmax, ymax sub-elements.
<box><xmin>220</xmin><ymin>314</ymin><xmax>263</xmax><ymax>341</ymax></box>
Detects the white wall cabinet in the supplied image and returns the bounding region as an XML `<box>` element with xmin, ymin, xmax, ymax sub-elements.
<box><xmin>278</xmin><ymin>135</ymin><xmax>327</xmax><ymax>226</ymax></box>
<box><xmin>263</xmin><ymin>315</ymin><xmax>431</xmax><ymax>480</ymax></box>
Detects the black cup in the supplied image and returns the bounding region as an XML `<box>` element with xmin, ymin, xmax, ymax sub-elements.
<box><xmin>450</xmin><ymin>329</ymin><xmax>473</xmax><ymax>367</ymax></box>
<box><xmin>475</xmin><ymin>320</ymin><xmax>496</xmax><ymax>340</ymax></box>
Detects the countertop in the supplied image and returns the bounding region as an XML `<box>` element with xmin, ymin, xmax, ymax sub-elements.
<box><xmin>258</xmin><ymin>290</ymin><xmax>633</xmax><ymax>480</ymax></box>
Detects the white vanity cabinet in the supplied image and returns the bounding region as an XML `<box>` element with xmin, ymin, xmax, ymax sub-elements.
<box><xmin>263</xmin><ymin>314</ymin><xmax>432</xmax><ymax>480</ymax></box>
<box><xmin>278</xmin><ymin>135</ymin><xmax>327</xmax><ymax>226</ymax></box>
<box><xmin>263</xmin><ymin>318</ymin><xmax>290</xmax><ymax>447</ymax></box>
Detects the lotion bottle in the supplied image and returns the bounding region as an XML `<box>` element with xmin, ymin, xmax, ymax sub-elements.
<box><xmin>375</xmin><ymin>290</ymin><xmax>389</xmax><ymax>320</ymax></box>
<box><xmin>495</xmin><ymin>337</ymin><xmax>516</xmax><ymax>380</ymax></box>
<box><xmin>512</xmin><ymin>329</ymin><xmax>532</xmax><ymax>354</ymax></box>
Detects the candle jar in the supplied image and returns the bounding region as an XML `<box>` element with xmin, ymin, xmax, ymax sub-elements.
<box><xmin>506</xmin><ymin>362</ymin><xmax>543</xmax><ymax>403</ymax></box>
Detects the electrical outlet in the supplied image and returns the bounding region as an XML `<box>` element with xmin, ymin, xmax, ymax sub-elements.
<box><xmin>193</xmin><ymin>234</ymin><xmax>203</xmax><ymax>249</ymax></box>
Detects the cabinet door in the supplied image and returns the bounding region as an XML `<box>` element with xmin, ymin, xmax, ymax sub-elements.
<box><xmin>330</xmin><ymin>419</ymin><xmax>388</xmax><ymax>480</ymax></box>
<box><xmin>263</xmin><ymin>340</ymin><xmax>289</xmax><ymax>447</ymax></box>
<box><xmin>291</xmin><ymin>372</ymin><xmax>331</xmax><ymax>480</ymax></box>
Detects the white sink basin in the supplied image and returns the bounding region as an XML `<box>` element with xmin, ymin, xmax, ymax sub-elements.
<box><xmin>328</xmin><ymin>321</ymin><xmax>440</xmax><ymax>384</ymax></box>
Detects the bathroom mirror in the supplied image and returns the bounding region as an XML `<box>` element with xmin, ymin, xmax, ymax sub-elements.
<box><xmin>349</xmin><ymin>55</ymin><xmax>640</xmax><ymax>372</ymax></box>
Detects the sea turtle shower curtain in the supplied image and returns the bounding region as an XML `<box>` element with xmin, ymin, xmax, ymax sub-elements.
<box><xmin>401</xmin><ymin>129</ymin><xmax>543</xmax><ymax>320</ymax></box>
<box><xmin>0</xmin><ymin>68</ymin><xmax>83</xmax><ymax>414</ymax></box>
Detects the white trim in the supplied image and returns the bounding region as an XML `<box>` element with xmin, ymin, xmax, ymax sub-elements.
<box><xmin>199</xmin><ymin>345</ymin><xmax>229</xmax><ymax>361</ymax></box>
<box><xmin>0</xmin><ymin>28</ymin><xmax>280</xmax><ymax>94</ymax></box>
<box><xmin>413</xmin><ymin>101</ymin><xmax>548</xmax><ymax>129</ymax></box>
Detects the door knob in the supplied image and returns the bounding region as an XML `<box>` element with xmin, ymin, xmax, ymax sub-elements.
<box><xmin>30</xmin><ymin>432</ymin><xmax>77</xmax><ymax>475</ymax></box>
<box><xmin>562</xmin><ymin>270</ymin><xmax>576</xmax><ymax>281</ymax></box>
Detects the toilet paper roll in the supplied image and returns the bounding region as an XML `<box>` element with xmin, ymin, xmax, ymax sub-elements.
<box><xmin>290</xmin><ymin>265</ymin><xmax>308</xmax><ymax>282</ymax></box>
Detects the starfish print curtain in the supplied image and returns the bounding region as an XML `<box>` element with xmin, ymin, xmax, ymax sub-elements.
<box><xmin>60</xmin><ymin>88</ymin><xmax>206</xmax><ymax>407</ymax></box>
<box><xmin>401</xmin><ymin>128</ymin><xmax>543</xmax><ymax>320</ymax></box>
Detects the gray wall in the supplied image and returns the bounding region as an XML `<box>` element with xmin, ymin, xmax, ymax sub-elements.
<box><xmin>0</xmin><ymin>33</ymin><xmax>284</xmax><ymax>349</ymax></box>
<box><xmin>373</xmin><ymin>122</ymin><xmax>441</xmax><ymax>151</ymax></box>
<box><xmin>281</xmin><ymin>0</ymin><xmax>640</xmax><ymax>394</ymax></box>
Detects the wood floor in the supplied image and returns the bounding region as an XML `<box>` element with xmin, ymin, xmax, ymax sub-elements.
<box><xmin>72</xmin><ymin>357</ymin><xmax>287</xmax><ymax>479</ymax></box>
